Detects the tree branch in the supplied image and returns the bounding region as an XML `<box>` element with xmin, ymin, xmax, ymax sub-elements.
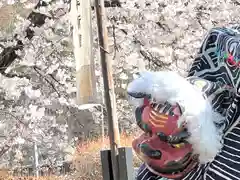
<box><xmin>33</xmin><ymin>66</ymin><xmax>61</xmax><ymax>97</ymax></box>
<box><xmin>139</xmin><ymin>49</ymin><xmax>171</xmax><ymax>68</ymax></box>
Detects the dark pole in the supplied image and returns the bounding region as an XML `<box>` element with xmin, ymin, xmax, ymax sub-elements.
<box><xmin>94</xmin><ymin>0</ymin><xmax>121</xmax><ymax>180</ymax></box>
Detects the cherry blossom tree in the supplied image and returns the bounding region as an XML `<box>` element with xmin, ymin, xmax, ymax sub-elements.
<box><xmin>0</xmin><ymin>0</ymin><xmax>76</xmax><ymax>173</ymax></box>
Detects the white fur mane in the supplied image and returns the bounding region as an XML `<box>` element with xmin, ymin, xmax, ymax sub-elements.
<box><xmin>128</xmin><ymin>71</ymin><xmax>224</xmax><ymax>163</ymax></box>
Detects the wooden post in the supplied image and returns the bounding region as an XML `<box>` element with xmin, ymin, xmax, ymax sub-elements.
<box><xmin>69</xmin><ymin>0</ymin><xmax>97</xmax><ymax>105</ymax></box>
<box><xmin>33</xmin><ymin>141</ymin><xmax>39</xmax><ymax>177</ymax></box>
<box><xmin>94</xmin><ymin>0</ymin><xmax>121</xmax><ymax>179</ymax></box>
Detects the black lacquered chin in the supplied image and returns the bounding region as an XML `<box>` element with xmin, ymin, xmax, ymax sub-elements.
<box><xmin>157</xmin><ymin>130</ymin><xmax>190</xmax><ymax>144</ymax></box>
<box><xmin>139</xmin><ymin>143</ymin><xmax>162</xmax><ymax>159</ymax></box>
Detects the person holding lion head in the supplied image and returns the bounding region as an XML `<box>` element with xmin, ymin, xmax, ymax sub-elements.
<box><xmin>128</xmin><ymin>26</ymin><xmax>240</xmax><ymax>180</ymax></box>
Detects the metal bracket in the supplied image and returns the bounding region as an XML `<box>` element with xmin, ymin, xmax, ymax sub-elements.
<box><xmin>101</xmin><ymin>147</ymin><xmax>134</xmax><ymax>180</ymax></box>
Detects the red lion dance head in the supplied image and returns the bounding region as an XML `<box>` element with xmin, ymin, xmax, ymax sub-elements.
<box><xmin>127</xmin><ymin>71</ymin><xmax>224</xmax><ymax>179</ymax></box>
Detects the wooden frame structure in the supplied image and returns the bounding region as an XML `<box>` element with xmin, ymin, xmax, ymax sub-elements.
<box><xmin>70</xmin><ymin>0</ymin><xmax>134</xmax><ymax>179</ymax></box>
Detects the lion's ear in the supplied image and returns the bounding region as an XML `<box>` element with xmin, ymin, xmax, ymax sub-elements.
<box><xmin>173</xmin><ymin>105</ymin><xmax>181</xmax><ymax>116</ymax></box>
<box><xmin>172</xmin><ymin>103</ymin><xmax>184</xmax><ymax>116</ymax></box>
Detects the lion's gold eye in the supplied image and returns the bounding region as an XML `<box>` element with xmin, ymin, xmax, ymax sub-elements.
<box><xmin>172</xmin><ymin>143</ymin><xmax>185</xmax><ymax>148</ymax></box>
